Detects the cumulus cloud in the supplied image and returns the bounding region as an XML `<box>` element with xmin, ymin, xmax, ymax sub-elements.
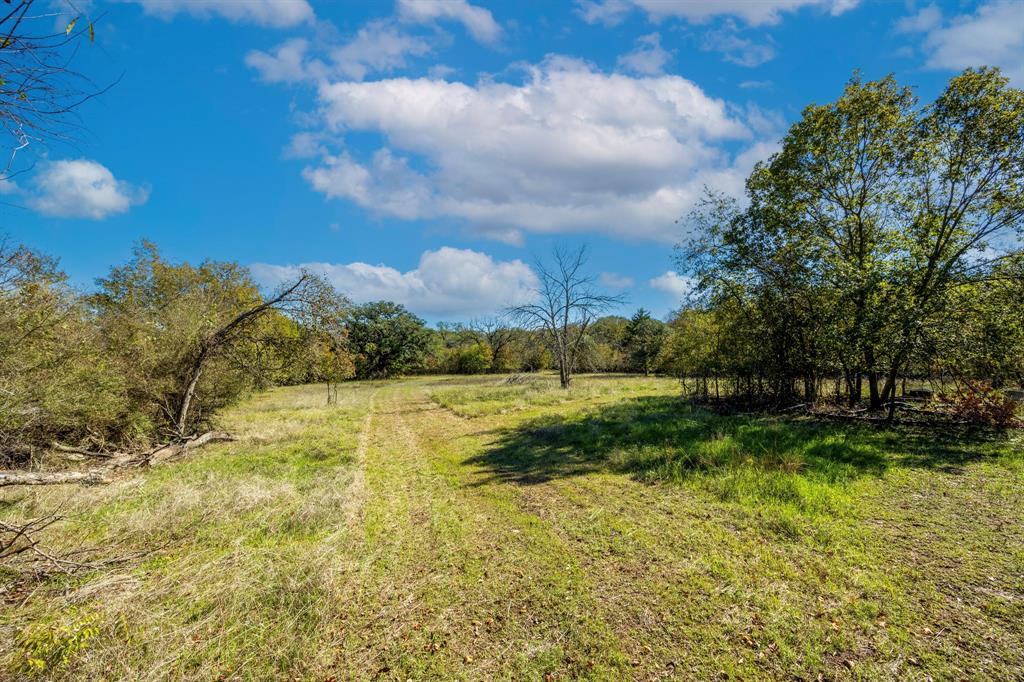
<box><xmin>29</xmin><ymin>159</ymin><xmax>148</xmax><ymax>220</ymax></box>
<box><xmin>250</xmin><ymin>247</ymin><xmax>537</xmax><ymax>318</ymax></box>
<box><xmin>127</xmin><ymin>0</ymin><xmax>313</xmax><ymax>27</ymax></box>
<box><xmin>246</xmin><ymin>38</ymin><xmax>325</xmax><ymax>84</ymax></box>
<box><xmin>397</xmin><ymin>0</ymin><xmax>501</xmax><ymax>44</ymax></box>
<box><xmin>246</xmin><ymin>21</ymin><xmax>432</xmax><ymax>84</ymax></box>
<box><xmin>577</xmin><ymin>0</ymin><xmax>857</xmax><ymax>26</ymax></box>
<box><xmin>331</xmin><ymin>20</ymin><xmax>433</xmax><ymax>80</ymax></box>
<box><xmin>295</xmin><ymin>56</ymin><xmax>774</xmax><ymax>242</ymax></box>
<box><xmin>617</xmin><ymin>33</ymin><xmax>672</xmax><ymax>75</ymax></box>
<box><xmin>897</xmin><ymin>1</ymin><xmax>1024</xmax><ymax>85</ymax></box>
<box><xmin>649</xmin><ymin>271</ymin><xmax>694</xmax><ymax>299</ymax></box>
<box><xmin>599</xmin><ymin>272</ymin><xmax>634</xmax><ymax>289</ymax></box>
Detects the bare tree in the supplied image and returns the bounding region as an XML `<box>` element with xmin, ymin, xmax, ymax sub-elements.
<box><xmin>509</xmin><ymin>245</ymin><xmax>623</xmax><ymax>388</ymax></box>
<box><xmin>0</xmin><ymin>1</ymin><xmax>106</xmax><ymax>177</ymax></box>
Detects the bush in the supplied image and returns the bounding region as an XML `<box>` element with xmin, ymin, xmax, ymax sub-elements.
<box><xmin>451</xmin><ymin>344</ymin><xmax>493</xmax><ymax>374</ymax></box>
<box><xmin>947</xmin><ymin>381</ymin><xmax>1021</xmax><ymax>428</ymax></box>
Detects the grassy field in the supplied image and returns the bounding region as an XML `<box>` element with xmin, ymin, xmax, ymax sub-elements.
<box><xmin>2</xmin><ymin>374</ymin><xmax>1023</xmax><ymax>680</ymax></box>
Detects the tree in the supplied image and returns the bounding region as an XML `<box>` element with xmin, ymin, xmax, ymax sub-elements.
<box><xmin>509</xmin><ymin>245</ymin><xmax>623</xmax><ymax>388</ymax></box>
<box><xmin>678</xmin><ymin>67</ymin><xmax>1024</xmax><ymax>413</ymax></box>
<box><xmin>469</xmin><ymin>316</ymin><xmax>517</xmax><ymax>372</ymax></box>
<box><xmin>92</xmin><ymin>243</ymin><xmax>339</xmax><ymax>438</ymax></box>
<box><xmin>0</xmin><ymin>1</ymin><xmax>105</xmax><ymax>176</ymax></box>
<box><xmin>345</xmin><ymin>301</ymin><xmax>431</xmax><ymax>379</ymax></box>
<box><xmin>623</xmin><ymin>309</ymin><xmax>665</xmax><ymax>376</ymax></box>
<box><xmin>0</xmin><ymin>239</ymin><xmax>125</xmax><ymax>455</ymax></box>
<box><xmin>582</xmin><ymin>315</ymin><xmax>629</xmax><ymax>372</ymax></box>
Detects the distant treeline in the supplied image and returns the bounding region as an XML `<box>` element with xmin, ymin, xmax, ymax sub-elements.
<box><xmin>0</xmin><ymin>238</ymin><xmax>674</xmax><ymax>458</ymax></box>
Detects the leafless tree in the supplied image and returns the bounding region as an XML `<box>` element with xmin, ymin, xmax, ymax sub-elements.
<box><xmin>508</xmin><ymin>245</ymin><xmax>623</xmax><ymax>388</ymax></box>
<box><xmin>0</xmin><ymin>1</ymin><xmax>106</xmax><ymax>178</ymax></box>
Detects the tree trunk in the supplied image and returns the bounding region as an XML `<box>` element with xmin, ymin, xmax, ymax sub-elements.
<box><xmin>868</xmin><ymin>371</ymin><xmax>882</xmax><ymax>410</ymax></box>
<box><xmin>558</xmin><ymin>353</ymin><xmax>570</xmax><ymax>389</ymax></box>
<box><xmin>176</xmin><ymin>347</ymin><xmax>208</xmax><ymax>437</ymax></box>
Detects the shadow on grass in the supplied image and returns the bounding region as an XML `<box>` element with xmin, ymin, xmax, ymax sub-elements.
<box><xmin>466</xmin><ymin>395</ymin><xmax>1001</xmax><ymax>489</ymax></box>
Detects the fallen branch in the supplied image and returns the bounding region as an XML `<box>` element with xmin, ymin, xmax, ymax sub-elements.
<box><xmin>0</xmin><ymin>430</ymin><xmax>236</xmax><ymax>488</ymax></box>
<box><xmin>0</xmin><ymin>469</ymin><xmax>112</xmax><ymax>487</ymax></box>
<box><xmin>145</xmin><ymin>430</ymin><xmax>235</xmax><ymax>465</ymax></box>
<box><xmin>2</xmin><ymin>512</ymin><xmax>162</xmax><ymax>581</ymax></box>
<box><xmin>51</xmin><ymin>443</ymin><xmax>121</xmax><ymax>460</ymax></box>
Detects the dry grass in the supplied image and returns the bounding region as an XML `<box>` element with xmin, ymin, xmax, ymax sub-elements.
<box><xmin>1</xmin><ymin>375</ymin><xmax>1022</xmax><ymax>680</ymax></box>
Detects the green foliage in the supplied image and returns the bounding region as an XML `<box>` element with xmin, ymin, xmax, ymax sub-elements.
<box><xmin>678</xmin><ymin>67</ymin><xmax>1024</xmax><ymax>412</ymax></box>
<box><xmin>346</xmin><ymin>301</ymin><xmax>431</xmax><ymax>379</ymax></box>
<box><xmin>581</xmin><ymin>315</ymin><xmax>628</xmax><ymax>372</ymax></box>
<box><xmin>451</xmin><ymin>342</ymin><xmax>493</xmax><ymax>374</ymax></box>
<box><xmin>91</xmin><ymin>242</ymin><xmax>272</xmax><ymax>437</ymax></box>
<box><xmin>0</xmin><ymin>242</ymin><xmax>128</xmax><ymax>452</ymax></box>
<box><xmin>15</xmin><ymin>609</ymin><xmax>101</xmax><ymax>674</ymax></box>
<box><xmin>0</xmin><ymin>239</ymin><xmax>350</xmax><ymax>452</ymax></box>
<box><xmin>623</xmin><ymin>309</ymin><xmax>664</xmax><ymax>375</ymax></box>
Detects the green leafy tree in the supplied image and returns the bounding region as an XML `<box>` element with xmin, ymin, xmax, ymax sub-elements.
<box><xmin>679</xmin><ymin>67</ymin><xmax>1024</xmax><ymax>413</ymax></box>
<box><xmin>623</xmin><ymin>309</ymin><xmax>664</xmax><ymax>376</ymax></box>
<box><xmin>93</xmin><ymin>243</ymin><xmax>336</xmax><ymax>437</ymax></box>
<box><xmin>346</xmin><ymin>302</ymin><xmax>431</xmax><ymax>379</ymax></box>
<box><xmin>0</xmin><ymin>240</ymin><xmax>126</xmax><ymax>453</ymax></box>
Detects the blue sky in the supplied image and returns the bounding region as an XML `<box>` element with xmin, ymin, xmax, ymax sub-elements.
<box><xmin>4</xmin><ymin>0</ymin><xmax>1022</xmax><ymax>322</ymax></box>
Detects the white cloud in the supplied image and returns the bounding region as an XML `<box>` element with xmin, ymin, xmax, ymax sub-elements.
<box><xmin>576</xmin><ymin>0</ymin><xmax>632</xmax><ymax>26</ymax></box>
<box><xmin>29</xmin><ymin>159</ymin><xmax>148</xmax><ymax>220</ymax></box>
<box><xmin>250</xmin><ymin>247</ymin><xmax>537</xmax><ymax>318</ymax></box>
<box><xmin>702</xmin><ymin>23</ymin><xmax>776</xmax><ymax>67</ymax></box>
<box><xmin>296</xmin><ymin>56</ymin><xmax>772</xmax><ymax>242</ymax></box>
<box><xmin>331</xmin><ymin>20</ymin><xmax>433</xmax><ymax>80</ymax></box>
<box><xmin>0</xmin><ymin>177</ymin><xmax>19</xmax><ymax>194</ymax></box>
<box><xmin>739</xmin><ymin>80</ymin><xmax>773</xmax><ymax>89</ymax></box>
<box><xmin>127</xmin><ymin>0</ymin><xmax>313</xmax><ymax>27</ymax></box>
<box><xmin>894</xmin><ymin>4</ymin><xmax>941</xmax><ymax>34</ymax></box>
<box><xmin>397</xmin><ymin>0</ymin><xmax>501</xmax><ymax>44</ymax></box>
<box><xmin>577</xmin><ymin>0</ymin><xmax>857</xmax><ymax>26</ymax></box>
<box><xmin>283</xmin><ymin>131</ymin><xmax>328</xmax><ymax>159</ymax></box>
<box><xmin>649</xmin><ymin>271</ymin><xmax>694</xmax><ymax>298</ymax></box>
<box><xmin>617</xmin><ymin>33</ymin><xmax>672</xmax><ymax>75</ymax></box>
<box><xmin>898</xmin><ymin>1</ymin><xmax>1024</xmax><ymax>85</ymax></box>
<box><xmin>599</xmin><ymin>272</ymin><xmax>634</xmax><ymax>289</ymax></box>
<box><xmin>246</xmin><ymin>21</ymin><xmax>432</xmax><ymax>84</ymax></box>
<box><xmin>246</xmin><ymin>38</ymin><xmax>326</xmax><ymax>84</ymax></box>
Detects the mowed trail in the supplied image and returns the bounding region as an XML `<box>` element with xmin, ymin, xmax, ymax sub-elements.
<box><xmin>340</xmin><ymin>380</ymin><xmax>627</xmax><ymax>679</ymax></box>
<box><xmin>349</xmin><ymin>381</ymin><xmax>829</xmax><ymax>681</ymax></box>
<box><xmin>335</xmin><ymin>378</ymin><xmax>1024</xmax><ymax>681</ymax></box>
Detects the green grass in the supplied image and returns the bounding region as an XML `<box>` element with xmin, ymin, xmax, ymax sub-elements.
<box><xmin>2</xmin><ymin>374</ymin><xmax>1022</xmax><ymax>680</ymax></box>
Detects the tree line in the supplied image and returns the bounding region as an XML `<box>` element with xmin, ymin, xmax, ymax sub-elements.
<box><xmin>0</xmin><ymin>239</ymin><xmax>682</xmax><ymax>459</ymax></box>
<box><xmin>669</xmin><ymin>67</ymin><xmax>1024</xmax><ymax>421</ymax></box>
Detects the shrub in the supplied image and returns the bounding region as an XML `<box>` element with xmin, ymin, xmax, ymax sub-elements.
<box><xmin>947</xmin><ymin>380</ymin><xmax>1022</xmax><ymax>428</ymax></box>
